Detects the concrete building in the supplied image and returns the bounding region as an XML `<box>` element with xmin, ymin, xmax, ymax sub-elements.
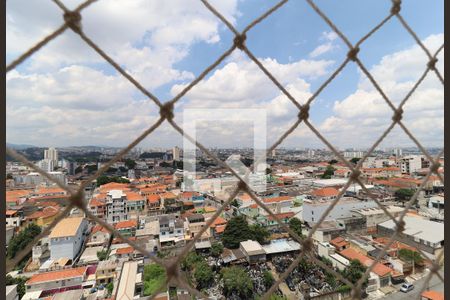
<box><xmin>352</xmin><ymin>205</ymin><xmax>404</xmax><ymax>233</ymax></box>
<box><xmin>49</xmin><ymin>217</ymin><xmax>88</xmax><ymax>260</ymax></box>
<box><xmin>302</xmin><ymin>198</ymin><xmax>378</xmax><ymax>224</ymax></box>
<box><xmin>377</xmin><ymin>216</ymin><xmax>444</xmax><ymax>260</ymax></box>
<box><xmin>44</xmin><ymin>147</ymin><xmax>59</xmax><ymax>166</ymax></box>
<box><xmin>397</xmin><ymin>155</ymin><xmax>429</xmax><ymax>175</ymax></box>
<box><xmin>38</xmin><ymin>159</ymin><xmax>55</xmax><ymax>173</ymax></box>
<box><xmin>240</xmin><ymin>240</ymin><xmax>266</xmax><ymax>264</ymax></box>
<box><xmin>6</xmin><ymin>285</ymin><xmax>19</xmax><ymax>300</ymax></box>
<box><xmin>173</xmin><ymin>146</ymin><xmax>181</xmax><ymax>161</ymax></box>
<box><xmin>95</xmin><ymin>260</ymin><xmax>118</xmax><ymax>285</ymax></box>
<box><xmin>159</xmin><ymin>215</ymin><xmax>185</xmax><ymax>248</ymax></box>
<box><xmin>105</xmin><ymin>190</ymin><xmax>128</xmax><ymax>224</ymax></box>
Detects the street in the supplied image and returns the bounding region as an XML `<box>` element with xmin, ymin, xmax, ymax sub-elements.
<box><xmin>381</xmin><ymin>269</ymin><xmax>444</xmax><ymax>300</ymax></box>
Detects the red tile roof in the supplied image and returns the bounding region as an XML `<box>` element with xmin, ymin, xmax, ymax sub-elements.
<box><xmin>114</xmin><ymin>219</ymin><xmax>138</xmax><ymax>230</ymax></box>
<box><xmin>27</xmin><ymin>267</ymin><xmax>87</xmax><ymax>284</ymax></box>
<box><xmin>91</xmin><ymin>225</ymin><xmax>109</xmax><ymax>235</ymax></box>
<box><xmin>311</xmin><ymin>187</ymin><xmax>339</xmax><ymax>197</ymax></box>
<box><xmin>267</xmin><ymin>212</ymin><xmax>295</xmax><ymax>221</ymax></box>
<box><xmin>125</xmin><ymin>192</ymin><xmax>145</xmax><ymax>202</ymax></box>
<box><xmin>339</xmin><ymin>248</ymin><xmax>392</xmax><ymax>277</ymax></box>
<box><xmin>421</xmin><ymin>291</ymin><xmax>444</xmax><ymax>300</ymax></box>
<box><xmin>116</xmin><ymin>246</ymin><xmax>134</xmax><ymax>255</ymax></box>
<box><xmin>146</xmin><ymin>194</ymin><xmax>161</xmax><ymax>204</ymax></box>
<box><xmin>27</xmin><ymin>206</ymin><xmax>59</xmax><ymax>220</ymax></box>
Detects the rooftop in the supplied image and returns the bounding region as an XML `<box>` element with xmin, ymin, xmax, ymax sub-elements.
<box><xmin>378</xmin><ymin>216</ymin><xmax>444</xmax><ymax>244</ymax></box>
<box><xmin>240</xmin><ymin>240</ymin><xmax>265</xmax><ymax>255</ymax></box>
<box><xmin>27</xmin><ymin>266</ymin><xmax>87</xmax><ymax>284</ymax></box>
<box><xmin>49</xmin><ymin>217</ymin><xmax>85</xmax><ymax>238</ymax></box>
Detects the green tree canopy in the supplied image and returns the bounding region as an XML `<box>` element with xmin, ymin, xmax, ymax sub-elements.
<box><xmin>321</xmin><ymin>165</ymin><xmax>336</xmax><ymax>179</ymax></box>
<box><xmin>97</xmin><ymin>250</ymin><xmax>108</xmax><ymax>261</ymax></box>
<box><xmin>210</xmin><ymin>242</ymin><xmax>224</xmax><ymax>257</ymax></box>
<box><xmin>181</xmin><ymin>252</ymin><xmax>203</xmax><ymax>271</ymax></box>
<box><xmin>221</xmin><ymin>216</ymin><xmax>252</xmax><ymax>249</ymax></box>
<box><xmin>193</xmin><ymin>260</ymin><xmax>213</xmax><ymax>289</ymax></box>
<box><xmin>289</xmin><ymin>218</ymin><xmax>302</xmax><ymax>239</ymax></box>
<box><xmin>329</xmin><ymin>159</ymin><xmax>338</xmax><ymax>164</ymax></box>
<box><xmin>398</xmin><ymin>249</ymin><xmax>423</xmax><ymax>265</ymax></box>
<box><xmin>124</xmin><ymin>158</ymin><xmax>136</xmax><ymax>169</ymax></box>
<box><xmin>263</xmin><ymin>270</ymin><xmax>274</xmax><ymax>288</ymax></box>
<box><xmin>96</xmin><ymin>175</ymin><xmax>130</xmax><ymax>187</ymax></box>
<box><xmin>106</xmin><ymin>282</ymin><xmax>114</xmax><ymax>296</ymax></box>
<box><xmin>143</xmin><ymin>264</ymin><xmax>167</xmax><ymax>296</ymax></box>
<box><xmin>249</xmin><ymin>224</ymin><xmax>270</xmax><ymax>245</ymax></box>
<box><xmin>395</xmin><ymin>188</ymin><xmax>415</xmax><ymax>201</ymax></box>
<box><xmin>8</xmin><ymin>224</ymin><xmax>41</xmax><ymax>259</ymax></box>
<box><xmin>221</xmin><ymin>266</ymin><xmax>253</xmax><ymax>298</ymax></box>
<box><xmin>342</xmin><ymin>259</ymin><xmax>367</xmax><ymax>285</ymax></box>
<box><xmin>6</xmin><ymin>275</ymin><xmax>27</xmax><ymax>298</ymax></box>
<box><xmin>350</xmin><ymin>157</ymin><xmax>361</xmax><ymax>164</ymax></box>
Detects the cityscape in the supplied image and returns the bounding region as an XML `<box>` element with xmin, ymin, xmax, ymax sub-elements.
<box><xmin>5</xmin><ymin>145</ymin><xmax>444</xmax><ymax>299</ymax></box>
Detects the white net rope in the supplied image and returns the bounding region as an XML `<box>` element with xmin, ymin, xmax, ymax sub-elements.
<box><xmin>6</xmin><ymin>0</ymin><xmax>444</xmax><ymax>299</ymax></box>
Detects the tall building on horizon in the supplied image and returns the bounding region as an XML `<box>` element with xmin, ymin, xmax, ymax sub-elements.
<box><xmin>173</xmin><ymin>146</ymin><xmax>181</xmax><ymax>161</ymax></box>
<box><xmin>44</xmin><ymin>147</ymin><xmax>58</xmax><ymax>166</ymax></box>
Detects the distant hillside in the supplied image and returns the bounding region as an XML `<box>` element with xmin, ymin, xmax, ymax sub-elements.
<box><xmin>6</xmin><ymin>143</ymin><xmax>37</xmax><ymax>150</ymax></box>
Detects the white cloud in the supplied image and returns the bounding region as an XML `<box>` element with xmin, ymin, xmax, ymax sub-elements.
<box><xmin>309</xmin><ymin>31</ymin><xmax>339</xmax><ymax>58</ymax></box>
<box><xmin>317</xmin><ymin>33</ymin><xmax>444</xmax><ymax>148</ymax></box>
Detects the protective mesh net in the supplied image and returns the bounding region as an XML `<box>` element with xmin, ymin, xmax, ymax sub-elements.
<box><xmin>6</xmin><ymin>0</ymin><xmax>444</xmax><ymax>299</ymax></box>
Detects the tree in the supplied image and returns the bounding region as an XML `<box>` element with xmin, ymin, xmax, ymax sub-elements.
<box><xmin>7</xmin><ymin>173</ymin><xmax>13</xmax><ymax>179</ymax></box>
<box><xmin>97</xmin><ymin>250</ymin><xmax>108</xmax><ymax>261</ymax></box>
<box><xmin>221</xmin><ymin>216</ymin><xmax>252</xmax><ymax>249</ymax></box>
<box><xmin>193</xmin><ymin>261</ymin><xmax>213</xmax><ymax>289</ymax></box>
<box><xmin>143</xmin><ymin>264</ymin><xmax>167</xmax><ymax>296</ymax></box>
<box><xmin>231</xmin><ymin>199</ymin><xmax>240</xmax><ymax>208</ymax></box>
<box><xmin>395</xmin><ymin>188</ymin><xmax>415</xmax><ymax>206</ymax></box>
<box><xmin>6</xmin><ymin>275</ymin><xmax>27</xmax><ymax>298</ymax></box>
<box><xmin>342</xmin><ymin>260</ymin><xmax>367</xmax><ymax>285</ymax></box>
<box><xmin>289</xmin><ymin>218</ymin><xmax>302</xmax><ymax>239</ymax></box>
<box><xmin>106</xmin><ymin>282</ymin><xmax>114</xmax><ymax>296</ymax></box>
<box><xmin>96</xmin><ymin>175</ymin><xmax>130</xmax><ymax>187</ymax></box>
<box><xmin>221</xmin><ymin>266</ymin><xmax>253</xmax><ymax>298</ymax></box>
<box><xmin>350</xmin><ymin>157</ymin><xmax>361</xmax><ymax>164</ymax></box>
<box><xmin>321</xmin><ymin>165</ymin><xmax>336</xmax><ymax>179</ymax></box>
<box><xmin>124</xmin><ymin>158</ymin><xmax>136</xmax><ymax>169</ymax></box>
<box><xmin>181</xmin><ymin>252</ymin><xmax>203</xmax><ymax>271</ymax></box>
<box><xmin>249</xmin><ymin>224</ymin><xmax>270</xmax><ymax>245</ymax></box>
<box><xmin>329</xmin><ymin>159</ymin><xmax>338</xmax><ymax>165</ymax></box>
<box><xmin>263</xmin><ymin>270</ymin><xmax>274</xmax><ymax>288</ymax></box>
<box><xmin>8</xmin><ymin>224</ymin><xmax>41</xmax><ymax>259</ymax></box>
<box><xmin>210</xmin><ymin>242</ymin><xmax>224</xmax><ymax>257</ymax></box>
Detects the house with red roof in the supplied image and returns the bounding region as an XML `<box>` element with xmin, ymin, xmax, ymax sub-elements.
<box><xmin>114</xmin><ymin>219</ymin><xmax>138</xmax><ymax>237</ymax></box>
<box><xmin>310</xmin><ymin>187</ymin><xmax>339</xmax><ymax>201</ymax></box>
<box><xmin>338</xmin><ymin>247</ymin><xmax>392</xmax><ymax>288</ymax></box>
<box><xmin>87</xmin><ymin>225</ymin><xmax>111</xmax><ymax>248</ymax></box>
<box><xmin>25</xmin><ymin>266</ymin><xmax>88</xmax><ymax>297</ymax></box>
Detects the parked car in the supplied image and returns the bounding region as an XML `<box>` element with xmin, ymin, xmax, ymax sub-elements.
<box><xmin>400</xmin><ymin>283</ymin><xmax>414</xmax><ymax>293</ymax></box>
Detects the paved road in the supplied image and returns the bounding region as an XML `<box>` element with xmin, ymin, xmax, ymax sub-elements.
<box><xmin>381</xmin><ymin>269</ymin><xmax>444</xmax><ymax>300</ymax></box>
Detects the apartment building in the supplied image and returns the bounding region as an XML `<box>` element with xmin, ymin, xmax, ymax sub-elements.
<box><xmin>105</xmin><ymin>190</ymin><xmax>128</xmax><ymax>224</ymax></box>
<box><xmin>159</xmin><ymin>215</ymin><xmax>185</xmax><ymax>248</ymax></box>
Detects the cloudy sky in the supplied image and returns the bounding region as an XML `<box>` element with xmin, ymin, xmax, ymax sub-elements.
<box><xmin>6</xmin><ymin>0</ymin><xmax>443</xmax><ymax>150</ymax></box>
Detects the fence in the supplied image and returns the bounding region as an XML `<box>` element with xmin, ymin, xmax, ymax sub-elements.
<box><xmin>6</xmin><ymin>0</ymin><xmax>444</xmax><ymax>299</ymax></box>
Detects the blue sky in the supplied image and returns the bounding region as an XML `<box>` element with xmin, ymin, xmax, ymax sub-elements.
<box><xmin>6</xmin><ymin>0</ymin><xmax>444</xmax><ymax>149</ymax></box>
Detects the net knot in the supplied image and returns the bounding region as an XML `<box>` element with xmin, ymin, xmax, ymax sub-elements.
<box><xmin>347</xmin><ymin>47</ymin><xmax>359</xmax><ymax>61</ymax></box>
<box><xmin>298</xmin><ymin>104</ymin><xmax>310</xmax><ymax>121</ymax></box>
<box><xmin>349</xmin><ymin>169</ymin><xmax>361</xmax><ymax>182</ymax></box>
<box><xmin>233</xmin><ymin>33</ymin><xmax>247</xmax><ymax>50</ymax></box>
<box><xmin>160</xmin><ymin>102</ymin><xmax>174</xmax><ymax>120</ymax></box>
<box><xmin>391</xmin><ymin>0</ymin><xmax>402</xmax><ymax>15</ymax></box>
<box><xmin>64</xmin><ymin>11</ymin><xmax>82</xmax><ymax>33</ymax></box>
<box><xmin>70</xmin><ymin>190</ymin><xmax>85</xmax><ymax>209</ymax></box>
<box><xmin>427</xmin><ymin>58</ymin><xmax>438</xmax><ymax>70</ymax></box>
<box><xmin>302</xmin><ymin>238</ymin><xmax>314</xmax><ymax>253</ymax></box>
<box><xmin>430</xmin><ymin>162</ymin><xmax>441</xmax><ymax>174</ymax></box>
<box><xmin>237</xmin><ymin>180</ymin><xmax>248</xmax><ymax>191</ymax></box>
<box><xmin>350</xmin><ymin>288</ymin><xmax>362</xmax><ymax>300</ymax></box>
<box><xmin>392</xmin><ymin>108</ymin><xmax>403</xmax><ymax>123</ymax></box>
